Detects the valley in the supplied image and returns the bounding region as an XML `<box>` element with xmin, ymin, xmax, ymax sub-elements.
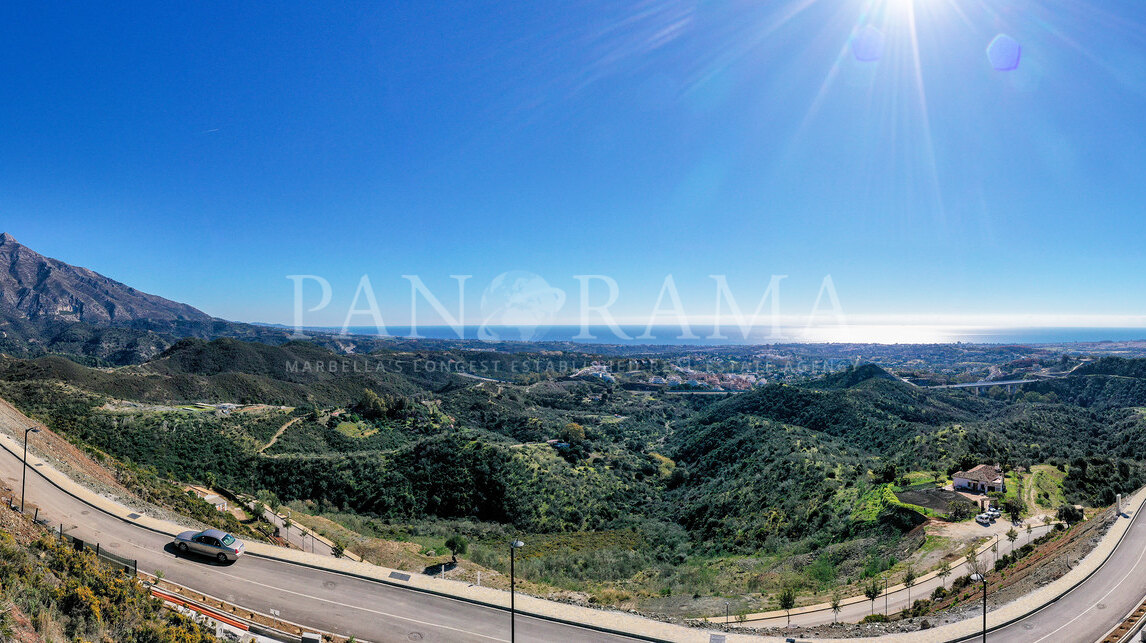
<box><xmin>3</xmin><ymin>334</ymin><xmax>1146</xmax><ymax>631</ymax></box>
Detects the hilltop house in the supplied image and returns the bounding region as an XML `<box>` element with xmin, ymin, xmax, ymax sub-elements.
<box><xmin>953</xmin><ymin>464</ymin><xmax>1006</xmax><ymax>493</ymax></box>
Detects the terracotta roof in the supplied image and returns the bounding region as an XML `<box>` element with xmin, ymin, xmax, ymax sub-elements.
<box><xmin>954</xmin><ymin>464</ymin><xmax>1003</xmax><ymax>484</ymax></box>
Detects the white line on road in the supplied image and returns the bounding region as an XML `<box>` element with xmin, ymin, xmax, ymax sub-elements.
<box><xmin>208</xmin><ymin>567</ymin><xmax>510</xmax><ymax>642</ymax></box>
<box><xmin>1033</xmin><ymin>522</ymin><xmax>1146</xmax><ymax>642</ymax></box>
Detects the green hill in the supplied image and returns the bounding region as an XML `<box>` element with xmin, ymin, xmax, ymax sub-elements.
<box><xmin>8</xmin><ymin>347</ymin><xmax>1146</xmax><ymax>615</ymax></box>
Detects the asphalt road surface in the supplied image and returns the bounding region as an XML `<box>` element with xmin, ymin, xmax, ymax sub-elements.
<box><xmin>959</xmin><ymin>503</ymin><xmax>1146</xmax><ymax>642</ymax></box>
<box><xmin>7</xmin><ymin>436</ymin><xmax>1146</xmax><ymax>643</ymax></box>
<box><xmin>747</xmin><ymin>523</ymin><xmax>1056</xmax><ymax>627</ymax></box>
<box><xmin>0</xmin><ymin>444</ymin><xmax>643</xmax><ymax>643</ymax></box>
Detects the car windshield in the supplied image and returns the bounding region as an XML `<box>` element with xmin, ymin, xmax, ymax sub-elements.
<box><xmin>221</xmin><ymin>534</ymin><xmax>235</xmax><ymax>546</ymax></box>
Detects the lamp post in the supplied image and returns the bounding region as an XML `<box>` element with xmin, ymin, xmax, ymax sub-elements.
<box><xmin>21</xmin><ymin>427</ymin><xmax>40</xmax><ymax>513</ymax></box>
<box><xmin>882</xmin><ymin>575</ymin><xmax>888</xmax><ymax>616</ymax></box>
<box><xmin>724</xmin><ymin>600</ymin><xmax>730</xmax><ymax>623</ymax></box>
<box><xmin>510</xmin><ymin>539</ymin><xmax>524</xmax><ymax>643</ymax></box>
<box><xmin>971</xmin><ymin>573</ymin><xmax>987</xmax><ymax>642</ymax></box>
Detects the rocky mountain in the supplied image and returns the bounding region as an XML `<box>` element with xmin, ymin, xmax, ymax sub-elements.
<box><xmin>0</xmin><ymin>233</ymin><xmax>311</xmax><ymax>364</ymax></box>
<box><xmin>0</xmin><ymin>232</ymin><xmax>211</xmax><ymax>325</ymax></box>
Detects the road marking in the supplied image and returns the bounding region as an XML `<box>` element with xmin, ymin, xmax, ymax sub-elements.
<box><xmin>8</xmin><ymin>446</ymin><xmax>647</xmax><ymax>642</ymax></box>
<box><xmin>207</xmin><ymin>568</ymin><xmax>510</xmax><ymax>642</ymax></box>
<box><xmin>35</xmin><ymin>508</ymin><xmax>647</xmax><ymax>642</ymax></box>
<box><xmin>85</xmin><ymin>529</ymin><xmax>525</xmax><ymax>642</ymax></box>
<box><xmin>1032</xmin><ymin>528</ymin><xmax>1146</xmax><ymax>642</ymax></box>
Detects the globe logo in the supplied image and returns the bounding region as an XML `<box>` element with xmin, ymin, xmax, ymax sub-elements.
<box><xmin>478</xmin><ymin>271</ymin><xmax>566</xmax><ymax>341</ymax></box>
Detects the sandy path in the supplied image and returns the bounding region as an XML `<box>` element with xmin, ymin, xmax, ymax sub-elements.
<box><xmin>258</xmin><ymin>416</ymin><xmax>302</xmax><ymax>454</ymax></box>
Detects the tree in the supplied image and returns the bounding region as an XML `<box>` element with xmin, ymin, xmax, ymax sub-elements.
<box><xmin>1004</xmin><ymin>498</ymin><xmax>1024</xmax><ymax>523</ymax></box>
<box><xmin>561</xmin><ymin>422</ymin><xmax>586</xmax><ymax>444</ymax></box>
<box><xmin>778</xmin><ymin>587</ymin><xmax>797</xmax><ymax>626</ymax></box>
<box><xmin>1057</xmin><ymin>504</ymin><xmax>1084</xmax><ymax>525</ymax></box>
<box><xmin>966</xmin><ymin>547</ymin><xmax>986</xmax><ymax>579</ymax></box>
<box><xmin>937</xmin><ymin>560</ymin><xmax>952</xmax><ymax>589</ymax></box>
<box><xmin>358</xmin><ymin>389</ymin><xmax>387</xmax><ymax>420</ymax></box>
<box><xmin>830</xmin><ymin>591</ymin><xmax>842</xmax><ymax>623</ymax></box>
<box><xmin>204</xmin><ymin>470</ymin><xmax>219</xmax><ymax>489</ymax></box>
<box><xmin>878</xmin><ymin>462</ymin><xmax>898</xmax><ymax>483</ymax></box>
<box><xmin>1006</xmin><ymin>527</ymin><xmax>1019</xmax><ymax>549</ymax></box>
<box><xmin>332</xmin><ymin>541</ymin><xmax>345</xmax><ymax>559</ymax></box>
<box><xmin>1026</xmin><ymin>523</ymin><xmax>1033</xmax><ymax>544</ymax></box>
<box><xmin>903</xmin><ymin>564</ymin><xmax>917</xmax><ymax>606</ymax></box>
<box><xmin>444</xmin><ymin>535</ymin><xmax>468</xmax><ymax>563</ymax></box>
<box><xmin>864</xmin><ymin>579</ymin><xmax>881</xmax><ymax>615</ymax></box>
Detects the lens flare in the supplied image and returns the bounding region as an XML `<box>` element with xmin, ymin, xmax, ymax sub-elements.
<box><xmin>987</xmin><ymin>34</ymin><xmax>1022</xmax><ymax>71</ymax></box>
<box><xmin>851</xmin><ymin>25</ymin><xmax>885</xmax><ymax>62</ymax></box>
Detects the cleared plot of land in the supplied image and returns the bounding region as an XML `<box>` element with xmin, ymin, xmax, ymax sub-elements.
<box><xmin>895</xmin><ymin>487</ymin><xmax>977</xmax><ymax>514</ymax></box>
<box><xmin>1027</xmin><ymin>464</ymin><xmax>1067</xmax><ymax>512</ymax></box>
<box><xmin>335</xmin><ymin>420</ymin><xmax>379</xmax><ymax>439</ymax></box>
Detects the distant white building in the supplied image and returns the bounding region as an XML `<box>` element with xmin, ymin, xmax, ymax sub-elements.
<box><xmin>953</xmin><ymin>464</ymin><xmax>1006</xmax><ymax>493</ymax></box>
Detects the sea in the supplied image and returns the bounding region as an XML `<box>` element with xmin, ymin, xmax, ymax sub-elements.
<box><xmin>320</xmin><ymin>325</ymin><xmax>1146</xmax><ymax>347</ymax></box>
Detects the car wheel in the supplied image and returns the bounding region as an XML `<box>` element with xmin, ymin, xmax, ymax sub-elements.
<box><xmin>217</xmin><ymin>552</ymin><xmax>228</xmax><ymax>563</ymax></box>
<box><xmin>178</xmin><ymin>543</ymin><xmax>189</xmax><ymax>553</ymax></box>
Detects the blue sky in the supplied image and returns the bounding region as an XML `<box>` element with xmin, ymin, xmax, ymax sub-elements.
<box><xmin>3</xmin><ymin>1</ymin><xmax>1146</xmax><ymax>331</ymax></box>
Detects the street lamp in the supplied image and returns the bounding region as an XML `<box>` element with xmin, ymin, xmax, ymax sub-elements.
<box><xmin>20</xmin><ymin>427</ymin><xmax>40</xmax><ymax>513</ymax></box>
<box><xmin>882</xmin><ymin>575</ymin><xmax>888</xmax><ymax>616</ymax></box>
<box><xmin>510</xmin><ymin>539</ymin><xmax>524</xmax><ymax>643</ymax></box>
<box><xmin>724</xmin><ymin>600</ymin><xmax>730</xmax><ymax>623</ymax></box>
<box><xmin>970</xmin><ymin>573</ymin><xmax>987</xmax><ymax>642</ymax></box>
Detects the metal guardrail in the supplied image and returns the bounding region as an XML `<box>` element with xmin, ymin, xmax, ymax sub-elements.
<box><xmin>60</xmin><ymin>529</ymin><xmax>138</xmax><ymax>576</ymax></box>
<box><xmin>1104</xmin><ymin>597</ymin><xmax>1146</xmax><ymax>643</ymax></box>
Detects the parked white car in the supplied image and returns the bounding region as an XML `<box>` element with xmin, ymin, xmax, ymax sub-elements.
<box><xmin>975</xmin><ymin>513</ymin><xmax>992</xmax><ymax>525</ymax></box>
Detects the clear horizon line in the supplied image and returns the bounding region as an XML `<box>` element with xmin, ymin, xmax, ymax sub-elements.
<box><xmin>250</xmin><ymin>314</ymin><xmax>1146</xmax><ymax>330</ymax></box>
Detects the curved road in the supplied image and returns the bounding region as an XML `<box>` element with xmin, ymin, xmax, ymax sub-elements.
<box><xmin>6</xmin><ymin>430</ymin><xmax>1146</xmax><ymax>642</ymax></box>
<box><xmin>0</xmin><ymin>442</ymin><xmax>641</xmax><ymax>643</ymax></box>
<box><xmin>742</xmin><ymin>522</ymin><xmax>1057</xmax><ymax>627</ymax></box>
<box><xmin>963</xmin><ymin>503</ymin><xmax>1146</xmax><ymax>642</ymax></box>
<box><xmin>747</xmin><ymin>500</ymin><xmax>1146</xmax><ymax>642</ymax></box>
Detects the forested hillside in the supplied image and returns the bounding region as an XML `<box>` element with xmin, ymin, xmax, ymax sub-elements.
<box><xmin>3</xmin><ymin>348</ymin><xmax>1146</xmax><ymax>616</ymax></box>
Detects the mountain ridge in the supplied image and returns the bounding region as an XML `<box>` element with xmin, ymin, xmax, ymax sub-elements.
<box><xmin>0</xmin><ymin>234</ymin><xmax>320</xmax><ymax>364</ymax></box>
<box><xmin>0</xmin><ymin>232</ymin><xmax>212</xmax><ymax>325</ymax></box>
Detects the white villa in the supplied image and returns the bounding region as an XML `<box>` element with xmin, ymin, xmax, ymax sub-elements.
<box><xmin>953</xmin><ymin>464</ymin><xmax>1006</xmax><ymax>493</ymax></box>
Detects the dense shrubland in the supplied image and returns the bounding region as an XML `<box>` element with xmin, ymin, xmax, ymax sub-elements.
<box><xmin>0</xmin><ymin>530</ymin><xmax>214</xmax><ymax>642</ymax></box>
<box><xmin>3</xmin><ymin>346</ymin><xmax>1146</xmax><ymax>612</ymax></box>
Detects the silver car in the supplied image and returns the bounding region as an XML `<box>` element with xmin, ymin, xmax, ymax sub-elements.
<box><xmin>173</xmin><ymin>528</ymin><xmax>245</xmax><ymax>562</ymax></box>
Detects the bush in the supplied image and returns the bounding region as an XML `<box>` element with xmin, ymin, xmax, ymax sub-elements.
<box><xmin>1057</xmin><ymin>504</ymin><xmax>1084</xmax><ymax>525</ymax></box>
<box><xmin>445</xmin><ymin>534</ymin><xmax>469</xmax><ymax>560</ymax></box>
<box><xmin>862</xmin><ymin>613</ymin><xmax>890</xmax><ymax>623</ymax></box>
<box><xmin>903</xmin><ymin>598</ymin><xmax>931</xmax><ymax>618</ymax></box>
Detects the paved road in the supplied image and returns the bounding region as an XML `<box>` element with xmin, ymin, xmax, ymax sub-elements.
<box><xmin>7</xmin><ymin>427</ymin><xmax>1146</xmax><ymax>643</ymax></box>
<box><xmin>758</xmin><ymin>500</ymin><xmax>1146</xmax><ymax>642</ymax></box>
<box><xmin>961</xmin><ymin>504</ymin><xmax>1146</xmax><ymax>642</ymax></box>
<box><xmin>741</xmin><ymin>523</ymin><xmax>1056</xmax><ymax>627</ymax></box>
<box><xmin>0</xmin><ymin>445</ymin><xmax>641</xmax><ymax>643</ymax></box>
<box><xmin>928</xmin><ymin>379</ymin><xmax>1036</xmax><ymax>390</ymax></box>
